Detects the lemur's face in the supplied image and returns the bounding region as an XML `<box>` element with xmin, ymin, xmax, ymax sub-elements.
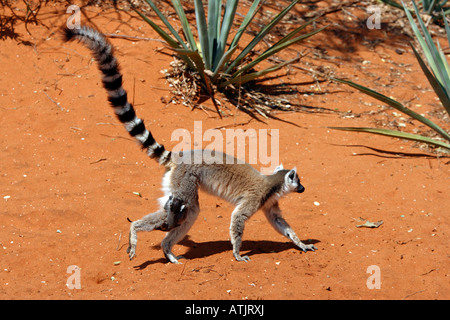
<box><xmin>286</xmin><ymin>169</ymin><xmax>305</xmax><ymax>193</ymax></box>
<box><xmin>274</xmin><ymin>164</ymin><xmax>305</xmax><ymax>194</ymax></box>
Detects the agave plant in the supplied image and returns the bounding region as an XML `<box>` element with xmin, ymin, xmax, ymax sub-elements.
<box><xmin>420</xmin><ymin>0</ymin><xmax>450</xmax><ymax>15</ymax></box>
<box><xmin>132</xmin><ymin>0</ymin><xmax>325</xmax><ymax>98</ymax></box>
<box><xmin>381</xmin><ymin>0</ymin><xmax>450</xmax><ymax>17</ymax></box>
<box><xmin>330</xmin><ymin>0</ymin><xmax>450</xmax><ymax>151</ymax></box>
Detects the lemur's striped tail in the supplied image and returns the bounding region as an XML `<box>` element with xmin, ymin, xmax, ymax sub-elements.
<box><xmin>63</xmin><ymin>26</ymin><xmax>172</xmax><ymax>167</ymax></box>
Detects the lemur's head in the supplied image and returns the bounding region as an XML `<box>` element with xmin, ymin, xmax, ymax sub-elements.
<box><xmin>274</xmin><ymin>164</ymin><xmax>305</xmax><ymax>193</ymax></box>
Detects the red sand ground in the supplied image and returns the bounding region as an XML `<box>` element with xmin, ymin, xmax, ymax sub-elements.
<box><xmin>0</xmin><ymin>1</ymin><xmax>448</xmax><ymax>300</ymax></box>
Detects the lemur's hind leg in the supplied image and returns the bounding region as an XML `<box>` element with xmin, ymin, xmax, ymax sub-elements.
<box><xmin>165</xmin><ymin>196</ymin><xmax>188</xmax><ymax>230</ymax></box>
<box><xmin>127</xmin><ymin>209</ymin><xmax>168</xmax><ymax>260</ymax></box>
<box><xmin>161</xmin><ymin>198</ymin><xmax>200</xmax><ymax>264</ymax></box>
<box><xmin>263</xmin><ymin>201</ymin><xmax>317</xmax><ymax>252</ymax></box>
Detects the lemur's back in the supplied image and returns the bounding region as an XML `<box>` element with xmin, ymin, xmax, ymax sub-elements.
<box><xmin>170</xmin><ymin>149</ymin><xmax>284</xmax><ymax>206</ymax></box>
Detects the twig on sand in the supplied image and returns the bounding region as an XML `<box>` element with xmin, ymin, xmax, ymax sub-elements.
<box><xmin>44</xmin><ymin>91</ymin><xmax>64</xmax><ymax>111</ymax></box>
<box><xmin>402</xmin><ymin>290</ymin><xmax>425</xmax><ymax>300</ymax></box>
<box><xmin>116</xmin><ymin>232</ymin><xmax>122</xmax><ymax>251</ymax></box>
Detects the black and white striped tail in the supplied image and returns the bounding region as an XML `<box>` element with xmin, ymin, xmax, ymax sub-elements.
<box><xmin>63</xmin><ymin>26</ymin><xmax>172</xmax><ymax>167</ymax></box>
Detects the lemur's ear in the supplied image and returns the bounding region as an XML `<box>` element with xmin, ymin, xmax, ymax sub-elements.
<box><xmin>273</xmin><ymin>164</ymin><xmax>284</xmax><ymax>173</ymax></box>
<box><xmin>287</xmin><ymin>167</ymin><xmax>297</xmax><ymax>181</ymax></box>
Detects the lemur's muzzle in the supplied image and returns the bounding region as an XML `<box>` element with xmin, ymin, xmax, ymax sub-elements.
<box><xmin>296</xmin><ymin>184</ymin><xmax>305</xmax><ymax>193</ymax></box>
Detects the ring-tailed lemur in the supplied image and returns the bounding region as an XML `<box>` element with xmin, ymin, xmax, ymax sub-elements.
<box><xmin>63</xmin><ymin>26</ymin><xmax>317</xmax><ymax>263</ymax></box>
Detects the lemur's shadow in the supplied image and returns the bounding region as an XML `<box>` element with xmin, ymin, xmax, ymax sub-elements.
<box><xmin>133</xmin><ymin>236</ymin><xmax>320</xmax><ymax>270</ymax></box>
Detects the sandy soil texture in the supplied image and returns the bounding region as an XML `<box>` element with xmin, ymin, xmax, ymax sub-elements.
<box><xmin>0</xmin><ymin>1</ymin><xmax>448</xmax><ymax>300</ymax></box>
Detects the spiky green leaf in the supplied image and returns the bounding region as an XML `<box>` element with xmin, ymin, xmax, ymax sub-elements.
<box><xmin>194</xmin><ymin>0</ymin><xmax>211</xmax><ymax>70</ymax></box>
<box><xmin>333</xmin><ymin>77</ymin><xmax>450</xmax><ymax>142</ymax></box>
<box><xmin>220</xmin><ymin>56</ymin><xmax>301</xmax><ymax>87</ymax></box>
<box><xmin>214</xmin><ymin>0</ymin><xmax>239</xmax><ymax>69</ymax></box>
<box><xmin>228</xmin><ymin>0</ymin><xmax>264</xmax><ymax>50</ymax></box>
<box><xmin>208</xmin><ymin>0</ymin><xmax>222</xmax><ymax>69</ymax></box>
<box><xmin>212</xmin><ymin>44</ymin><xmax>239</xmax><ymax>82</ymax></box>
<box><xmin>402</xmin><ymin>0</ymin><xmax>450</xmax><ymax>94</ymax></box>
<box><xmin>329</xmin><ymin>127</ymin><xmax>450</xmax><ymax>150</ymax></box>
<box><xmin>171</xmin><ymin>0</ymin><xmax>198</xmax><ymax>51</ymax></box>
<box><xmin>444</xmin><ymin>9</ymin><xmax>450</xmax><ymax>46</ymax></box>
<box><xmin>143</xmin><ymin>0</ymin><xmax>187</xmax><ymax>49</ymax></box>
<box><xmin>410</xmin><ymin>43</ymin><xmax>450</xmax><ymax>114</ymax></box>
<box><xmin>225</xmin><ymin>0</ymin><xmax>300</xmax><ymax>74</ymax></box>
<box><xmin>132</xmin><ymin>7</ymin><xmax>180</xmax><ymax>49</ymax></box>
<box><xmin>230</xmin><ymin>24</ymin><xmax>327</xmax><ymax>81</ymax></box>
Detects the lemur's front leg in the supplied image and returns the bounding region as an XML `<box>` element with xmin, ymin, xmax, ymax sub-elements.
<box><xmin>263</xmin><ymin>202</ymin><xmax>317</xmax><ymax>252</ymax></box>
<box><xmin>229</xmin><ymin>201</ymin><xmax>261</xmax><ymax>262</ymax></box>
